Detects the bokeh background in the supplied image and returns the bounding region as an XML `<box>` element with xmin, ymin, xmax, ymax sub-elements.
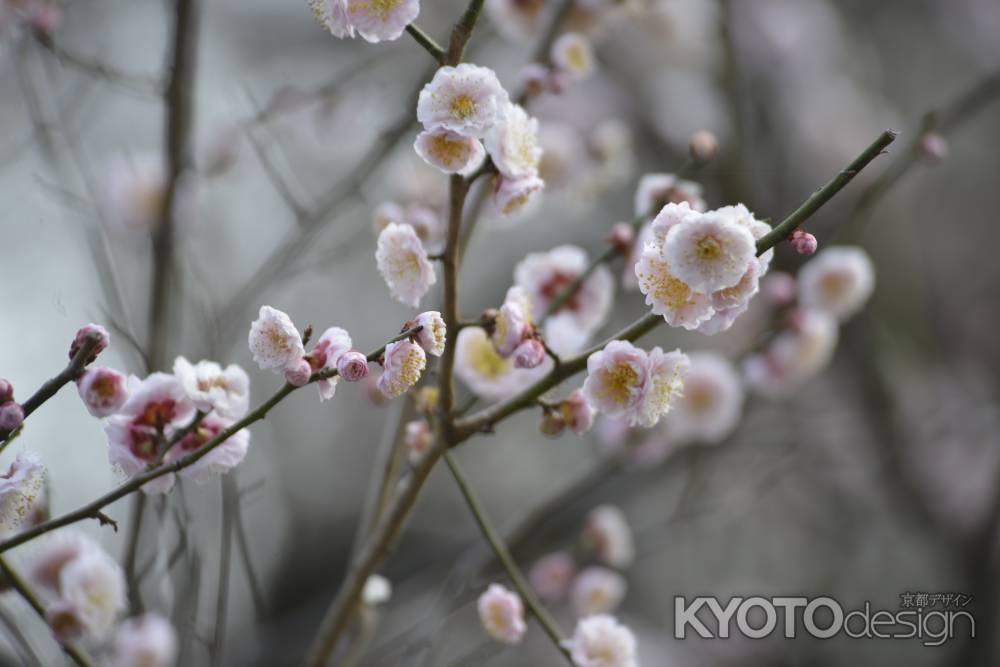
<box><xmin>2</xmin><ymin>0</ymin><xmax>999</xmax><ymax>665</ymax></box>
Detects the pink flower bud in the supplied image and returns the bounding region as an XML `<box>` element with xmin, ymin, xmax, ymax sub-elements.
<box><xmin>0</xmin><ymin>402</ymin><xmax>25</xmax><ymax>432</ymax></box>
<box><xmin>539</xmin><ymin>408</ymin><xmax>566</xmax><ymax>437</ymax></box>
<box><xmin>283</xmin><ymin>358</ymin><xmax>312</xmax><ymax>387</ymax></box>
<box><xmin>336</xmin><ymin>350</ymin><xmax>369</xmax><ymax>382</ymax></box>
<box><xmin>514</xmin><ymin>339</ymin><xmax>546</xmax><ymax>369</ymax></box>
<box><xmin>605</xmin><ymin>222</ymin><xmax>635</xmax><ymax>255</ymax></box>
<box><xmin>0</xmin><ymin>379</ymin><xmax>13</xmax><ymax>404</ymax></box>
<box><xmin>560</xmin><ymin>389</ymin><xmax>596</xmax><ymax>435</ymax></box>
<box><xmin>789</xmin><ymin>230</ymin><xmax>818</xmax><ymax>256</ymax></box>
<box><xmin>76</xmin><ymin>367</ymin><xmax>128</xmax><ymax>418</ymax></box>
<box><xmin>919</xmin><ymin>131</ymin><xmax>948</xmax><ymax>163</ymax></box>
<box><xmin>688</xmin><ymin>130</ymin><xmax>719</xmax><ymax>163</ymax></box>
<box><xmin>69</xmin><ymin>324</ymin><xmax>110</xmax><ymax>362</ymax></box>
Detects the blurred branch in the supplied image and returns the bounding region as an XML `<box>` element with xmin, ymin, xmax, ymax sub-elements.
<box><xmin>34</xmin><ymin>33</ymin><xmax>163</xmax><ymax>95</ymax></box>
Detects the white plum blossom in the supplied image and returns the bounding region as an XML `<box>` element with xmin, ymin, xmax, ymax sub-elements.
<box><xmin>797</xmin><ymin>246</ymin><xmax>875</xmax><ymax>321</ymax></box>
<box><xmin>493</xmin><ymin>175</ymin><xmax>545</xmax><ymax>218</ymax></box>
<box><xmin>561</xmin><ymin>389</ymin><xmax>596</xmax><ymax>435</ymax></box>
<box><xmin>413</xmin><ymin>128</ymin><xmax>486</xmax><ymax>176</ymax></box>
<box><xmin>744</xmin><ymin>309</ymin><xmax>839</xmax><ymax>397</ymax></box>
<box><xmin>484</xmin><ymin>103</ymin><xmax>542</xmax><ymax>180</ymax></box>
<box><xmin>666</xmin><ymin>352</ymin><xmax>744</xmax><ymax>445</ymax></box>
<box><xmin>583</xmin><ymin>505</ymin><xmax>635</xmax><ymax>569</ymax></box>
<box><xmin>514</xmin><ymin>245</ymin><xmax>613</xmax><ymax>347</ymax></box>
<box><xmin>551</xmin><ymin>32</ymin><xmax>595</xmax><ymax>80</ymax></box>
<box><xmin>635</xmin><ymin>245</ymin><xmax>713</xmax><ymax>329</ymax></box>
<box><xmin>583</xmin><ymin>341</ymin><xmax>688</xmax><ymax>428</ymax></box>
<box><xmin>166</xmin><ymin>414</ymin><xmax>250</xmax><ymax>483</ymax></box>
<box><xmin>375</xmin><ymin>222</ymin><xmax>437</xmax><ymax>307</ymax></box>
<box><xmin>58</xmin><ymin>549</ymin><xmax>127</xmax><ymax>640</ymax></box>
<box><xmin>477</xmin><ymin>583</ymin><xmax>526</xmax><ymax>644</ymax></box>
<box><xmin>345</xmin><ymin>0</ymin><xmax>419</xmax><ymax>42</ymax></box>
<box><xmin>404</xmin><ymin>419</ymin><xmax>432</xmax><ymax>463</ymax></box>
<box><xmin>378</xmin><ymin>340</ymin><xmax>426</xmax><ymax>398</ymax></box>
<box><xmin>663</xmin><ymin>209</ymin><xmax>757</xmax><ymax>293</ymax></box>
<box><xmin>417</xmin><ymin>64</ymin><xmax>510</xmax><ymax>138</ymax></box>
<box><xmin>571</xmin><ymin>567</ymin><xmax>627</xmax><ymax>616</ymax></box>
<box><xmin>413</xmin><ymin>311</ymin><xmax>446</xmax><ymax>357</ymax></box>
<box><xmin>486</xmin><ymin>0</ymin><xmax>544</xmax><ymax>41</ymax></box>
<box><xmin>110</xmin><ymin>614</ymin><xmax>178</xmax><ymax>667</ymax></box>
<box><xmin>172</xmin><ymin>357</ymin><xmax>249</xmax><ymax>419</ymax></box>
<box><xmin>493</xmin><ymin>286</ymin><xmax>534</xmax><ymax>357</ymax></box>
<box><xmin>564</xmin><ymin>614</ymin><xmax>638</xmax><ymax>667</ymax></box>
<box><xmin>76</xmin><ymin>367</ymin><xmax>129</xmax><ymax>418</ymax></box>
<box><xmin>309</xmin><ymin>0</ymin><xmax>353</xmax><ymax>38</ymax></box>
<box><xmin>634</xmin><ymin>173</ymin><xmax>706</xmax><ymax>217</ymax></box>
<box><xmin>0</xmin><ymin>452</ymin><xmax>46</xmax><ymax>536</ymax></box>
<box><xmin>313</xmin><ymin>327</ymin><xmax>353</xmax><ymax>401</ymax></box>
<box><xmin>248</xmin><ymin>306</ymin><xmax>306</xmax><ymax>373</ymax></box>
<box><xmin>362</xmin><ymin>574</ymin><xmax>393</xmax><ymax>606</ymax></box>
<box><xmin>373</xmin><ymin>201</ymin><xmax>444</xmax><ymax>254</ymax></box>
<box><xmin>100</xmin><ymin>155</ymin><xmax>166</xmax><ymax>233</ymax></box>
<box><xmin>454</xmin><ymin>327</ymin><xmax>548</xmax><ymax>401</ymax></box>
<box><xmin>529</xmin><ymin>551</ymin><xmax>576</xmax><ymax>602</ymax></box>
<box><xmin>635</xmin><ymin>346</ymin><xmax>690</xmax><ymax>428</ymax></box>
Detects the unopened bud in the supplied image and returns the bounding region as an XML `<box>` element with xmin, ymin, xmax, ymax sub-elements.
<box><xmin>69</xmin><ymin>324</ymin><xmax>110</xmax><ymax>363</ymax></box>
<box><xmin>0</xmin><ymin>402</ymin><xmax>25</xmax><ymax>432</ymax></box>
<box><xmin>540</xmin><ymin>408</ymin><xmax>566</xmax><ymax>437</ymax></box>
<box><xmin>605</xmin><ymin>222</ymin><xmax>635</xmax><ymax>255</ymax></box>
<box><xmin>514</xmin><ymin>339</ymin><xmax>546</xmax><ymax>369</ymax></box>
<box><xmin>283</xmin><ymin>358</ymin><xmax>313</xmax><ymax>387</ymax></box>
<box><xmin>336</xmin><ymin>350</ymin><xmax>369</xmax><ymax>382</ymax></box>
<box><xmin>688</xmin><ymin>130</ymin><xmax>718</xmax><ymax>163</ymax></box>
<box><xmin>0</xmin><ymin>379</ymin><xmax>12</xmax><ymax>404</ymax></box>
<box><xmin>789</xmin><ymin>229</ymin><xmax>817</xmax><ymax>256</ymax></box>
<box><xmin>919</xmin><ymin>131</ymin><xmax>948</xmax><ymax>164</ymax></box>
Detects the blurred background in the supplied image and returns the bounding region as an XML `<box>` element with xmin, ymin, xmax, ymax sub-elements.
<box><xmin>1</xmin><ymin>0</ymin><xmax>999</xmax><ymax>665</ymax></box>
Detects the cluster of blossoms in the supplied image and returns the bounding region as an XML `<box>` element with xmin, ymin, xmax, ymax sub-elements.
<box><xmin>519</xmin><ymin>31</ymin><xmax>596</xmax><ymax>97</ymax></box>
<box><xmin>744</xmin><ymin>246</ymin><xmax>874</xmax><ymax>396</ymax></box>
<box><xmin>309</xmin><ymin>0</ymin><xmax>419</xmax><ymax>43</ymax></box>
<box><xmin>248</xmin><ymin>305</ymin><xmax>443</xmax><ymax>401</ymax></box>
<box><xmin>633</xmin><ymin>200</ymin><xmax>773</xmax><ymax>334</ymax></box>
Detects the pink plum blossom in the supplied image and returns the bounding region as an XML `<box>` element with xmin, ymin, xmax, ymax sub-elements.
<box><xmin>564</xmin><ymin>614</ymin><xmax>638</xmax><ymax>667</ymax></box>
<box><xmin>797</xmin><ymin>246</ymin><xmax>875</xmax><ymax>321</ymax></box>
<box><xmin>375</xmin><ymin>222</ymin><xmax>437</xmax><ymax>307</ymax></box>
<box><xmin>666</xmin><ymin>352</ymin><xmax>744</xmax><ymax>445</ymax></box>
<box><xmin>413</xmin><ymin>128</ymin><xmax>486</xmax><ymax>176</ymax></box>
<box><xmin>477</xmin><ymin>583</ymin><xmax>526</xmax><ymax>644</ymax></box>
<box><xmin>110</xmin><ymin>613</ymin><xmax>178</xmax><ymax>667</ymax></box>
<box><xmin>377</xmin><ymin>340</ymin><xmax>426</xmax><ymax>398</ymax></box>
<box><xmin>336</xmin><ymin>350</ymin><xmax>370</xmax><ymax>382</ymax></box>
<box><xmin>312</xmin><ymin>327</ymin><xmax>353</xmax><ymax>401</ymax></box>
<box><xmin>76</xmin><ymin>367</ymin><xmax>129</xmax><ymax>418</ymax></box>
<box><xmin>634</xmin><ymin>173</ymin><xmax>706</xmax><ymax>217</ymax></box>
<box><xmin>69</xmin><ymin>323</ymin><xmax>110</xmax><ymax>362</ymax></box>
<box><xmin>345</xmin><ymin>0</ymin><xmax>419</xmax><ymax>43</ymax></box>
<box><xmin>583</xmin><ymin>505</ymin><xmax>635</xmax><ymax>569</ymax></box>
<box><xmin>571</xmin><ymin>567</ymin><xmax>627</xmax><ymax>616</ymax></box>
<box><xmin>248</xmin><ymin>306</ymin><xmax>306</xmax><ymax>373</ymax></box>
<box><xmin>493</xmin><ymin>175</ymin><xmax>545</xmax><ymax>218</ymax></box>
<box><xmin>560</xmin><ymin>389</ymin><xmax>596</xmax><ymax>435</ymax></box>
<box><xmin>413</xmin><ymin>310</ymin><xmax>447</xmax><ymax>357</ymax></box>
<box><xmin>529</xmin><ymin>551</ymin><xmax>576</xmax><ymax>602</ymax></box>
<box><xmin>662</xmin><ymin>209</ymin><xmax>757</xmax><ymax>293</ymax></box>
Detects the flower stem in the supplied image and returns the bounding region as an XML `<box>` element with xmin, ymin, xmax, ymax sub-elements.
<box><xmin>405</xmin><ymin>23</ymin><xmax>446</xmax><ymax>62</ymax></box>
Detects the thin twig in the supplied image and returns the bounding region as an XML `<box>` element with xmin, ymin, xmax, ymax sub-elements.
<box><xmin>406</xmin><ymin>24</ymin><xmax>446</xmax><ymax>62</ymax></box>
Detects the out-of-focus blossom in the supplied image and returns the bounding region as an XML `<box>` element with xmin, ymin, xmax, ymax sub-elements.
<box><xmin>47</xmin><ymin>601</ymin><xmax>85</xmax><ymax>646</ymax></box>
<box><xmin>378</xmin><ymin>340</ymin><xmax>426</xmax><ymax>398</ymax></box>
<box><xmin>689</xmin><ymin>129</ymin><xmax>719</xmax><ymax>162</ymax></box>
<box><xmin>561</xmin><ymin>389</ymin><xmax>595</xmax><ymax>435</ymax></box>
<box><xmin>571</xmin><ymin>567</ymin><xmax>626</xmax><ymax>616</ymax></box>
<box><xmin>539</xmin><ymin>407</ymin><xmax>566</xmax><ymax>437</ymax></box>
<box><xmin>404</xmin><ymin>419</ymin><xmax>432</xmax><ymax>463</ymax></box>
<box><xmin>485</xmin><ymin>103</ymin><xmax>542</xmax><ymax>180</ymax></box>
<box><xmin>761</xmin><ymin>271</ymin><xmax>796</xmax><ymax>306</ymax></box>
<box><xmin>413</xmin><ymin>311</ymin><xmax>447</xmax><ymax>357</ymax></box>
<box><xmin>362</xmin><ymin>574</ymin><xmax>393</xmax><ymax>606</ymax></box>
<box><xmin>493</xmin><ymin>286</ymin><xmax>533</xmax><ymax>357</ymax></box>
<box><xmin>168</xmin><ymin>414</ymin><xmax>250</xmax><ymax>483</ymax></box>
<box><xmin>76</xmin><ymin>367</ymin><xmax>129</xmax><ymax>418</ymax></box>
<box><xmin>58</xmin><ymin>549</ymin><xmax>127</xmax><ymax>640</ymax></box>
<box><xmin>744</xmin><ymin>309</ymin><xmax>839</xmax><ymax>397</ymax></box>
<box><xmin>0</xmin><ymin>452</ymin><xmax>46</xmax><ymax>536</ymax></box>
<box><xmin>417</xmin><ymin>64</ymin><xmax>509</xmax><ymax>138</ymax></box>
<box><xmin>493</xmin><ymin>175</ymin><xmax>545</xmax><ymax>218</ymax></box>
<box><xmin>69</xmin><ymin>323</ymin><xmax>110</xmax><ymax>362</ymax></box>
<box><xmin>373</xmin><ymin>201</ymin><xmax>445</xmax><ymax>254</ymax></box>
<box><xmin>376</xmin><ymin>222</ymin><xmax>437</xmax><ymax>307</ymax></box>
<box><xmin>25</xmin><ymin>531</ymin><xmax>95</xmax><ymax>595</ymax></box>
<box><xmin>486</xmin><ymin>0</ymin><xmax>544</xmax><ymax>41</ymax></box>
<box><xmin>797</xmin><ymin>246</ymin><xmax>874</xmax><ymax>321</ymax></box>
<box><xmin>110</xmin><ymin>613</ymin><xmax>178</xmax><ymax>667</ymax></box>
<box><xmin>0</xmin><ymin>401</ymin><xmax>25</xmax><ymax>432</ymax></box>
<box><xmin>564</xmin><ymin>614</ymin><xmax>638</xmax><ymax>667</ymax></box>
<box><xmin>666</xmin><ymin>352</ymin><xmax>743</xmax><ymax>445</ymax></box>
<box><xmin>477</xmin><ymin>583</ymin><xmax>526</xmax><ymax>644</ymax></box>
<box><xmin>538</xmin><ymin>122</ymin><xmax>585</xmax><ymax>190</ymax></box>
<box><xmin>634</xmin><ymin>173</ymin><xmax>706</xmax><ymax>217</ymax></box>
<box><xmin>583</xmin><ymin>505</ymin><xmax>634</xmax><ymax>569</ymax></box>
<box><xmin>663</xmin><ymin>210</ymin><xmax>757</xmax><ymax>293</ymax></box>
<box><xmin>100</xmin><ymin>155</ymin><xmax>167</xmax><ymax>233</ymax></box>
<box><xmin>172</xmin><ymin>358</ymin><xmax>249</xmax><ymax>419</ymax></box>
<box><xmin>413</xmin><ymin>128</ymin><xmax>486</xmax><ymax>176</ymax></box>
<box><xmin>248</xmin><ymin>306</ymin><xmax>305</xmax><ymax>373</ymax></box>
<box><xmin>529</xmin><ymin>551</ymin><xmax>575</xmax><ymax>602</ymax></box>
<box><xmin>551</xmin><ymin>32</ymin><xmax>595</xmax><ymax>80</ymax></box>
<box><xmin>454</xmin><ymin>327</ymin><xmax>548</xmax><ymax>401</ymax></box>
<box><xmin>312</xmin><ymin>327</ymin><xmax>353</xmax><ymax>401</ymax></box>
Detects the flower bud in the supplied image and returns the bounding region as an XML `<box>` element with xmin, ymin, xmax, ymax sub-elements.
<box><xmin>688</xmin><ymin>130</ymin><xmax>719</xmax><ymax>163</ymax></box>
<box><xmin>76</xmin><ymin>367</ymin><xmax>129</xmax><ymax>418</ymax></box>
<box><xmin>919</xmin><ymin>131</ymin><xmax>948</xmax><ymax>163</ymax></box>
<box><xmin>283</xmin><ymin>358</ymin><xmax>313</xmax><ymax>387</ymax></box>
<box><xmin>514</xmin><ymin>339</ymin><xmax>546</xmax><ymax>369</ymax></box>
<box><xmin>336</xmin><ymin>350</ymin><xmax>369</xmax><ymax>382</ymax></box>
<box><xmin>0</xmin><ymin>402</ymin><xmax>25</xmax><ymax>432</ymax></box>
<box><xmin>0</xmin><ymin>379</ymin><xmax>13</xmax><ymax>404</ymax></box>
<box><xmin>560</xmin><ymin>389</ymin><xmax>596</xmax><ymax>435</ymax></box>
<box><xmin>789</xmin><ymin>229</ymin><xmax>818</xmax><ymax>256</ymax></box>
<box><xmin>69</xmin><ymin>324</ymin><xmax>110</xmax><ymax>362</ymax></box>
<box><xmin>540</xmin><ymin>408</ymin><xmax>566</xmax><ymax>437</ymax></box>
<box><xmin>605</xmin><ymin>222</ymin><xmax>635</xmax><ymax>255</ymax></box>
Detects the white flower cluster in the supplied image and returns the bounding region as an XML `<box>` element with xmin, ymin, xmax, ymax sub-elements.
<box><xmin>309</xmin><ymin>0</ymin><xmax>419</xmax><ymax>43</ymax></box>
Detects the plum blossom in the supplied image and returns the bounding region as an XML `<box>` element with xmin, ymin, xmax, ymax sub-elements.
<box><xmin>477</xmin><ymin>584</ymin><xmax>526</xmax><ymax>644</ymax></box>
<box><xmin>666</xmin><ymin>352</ymin><xmax>744</xmax><ymax>445</ymax></box>
<box><xmin>104</xmin><ymin>373</ymin><xmax>196</xmax><ymax>494</ymax></box>
<box><xmin>529</xmin><ymin>551</ymin><xmax>576</xmax><ymax>602</ymax></box>
<box><xmin>100</xmin><ymin>155</ymin><xmax>167</xmax><ymax>233</ymax></box>
<box><xmin>571</xmin><ymin>567</ymin><xmax>626</xmax><ymax>616</ymax></box>
<box><xmin>0</xmin><ymin>452</ymin><xmax>46</xmax><ymax>536</ymax></box>
<box><xmin>514</xmin><ymin>245</ymin><xmax>613</xmax><ymax>349</ymax></box>
<box><xmin>797</xmin><ymin>246</ymin><xmax>875</xmax><ymax>321</ymax></box>
<box><xmin>312</xmin><ymin>327</ymin><xmax>353</xmax><ymax>401</ymax></box>
<box><xmin>551</xmin><ymin>32</ymin><xmax>595</xmax><ymax>80</ymax></box>
<box><xmin>413</xmin><ymin>311</ymin><xmax>447</xmax><ymax>357</ymax></box>
<box><xmin>635</xmin><ymin>246</ymin><xmax>714</xmax><ymax>329</ymax></box>
<box><xmin>484</xmin><ymin>103</ymin><xmax>542</xmax><ymax>180</ymax></box>
<box><xmin>514</xmin><ymin>338</ymin><xmax>546</xmax><ymax>369</ymax></box>
<box><xmin>634</xmin><ymin>173</ymin><xmax>706</xmax><ymax>217</ymax></box>
<box><xmin>744</xmin><ymin>309</ymin><xmax>839</xmax><ymax>397</ymax></box>
<box><xmin>413</xmin><ymin>128</ymin><xmax>486</xmax><ymax>176</ymax></box>
<box><xmin>663</xmin><ymin>209</ymin><xmax>757</xmax><ymax>293</ymax></box>
<box><xmin>362</xmin><ymin>574</ymin><xmax>393</xmax><ymax>606</ymax></box>
<box><xmin>564</xmin><ymin>614</ymin><xmax>638</xmax><ymax>667</ymax></box>
<box><xmin>166</xmin><ymin>414</ymin><xmax>250</xmax><ymax>483</ymax></box>
<box><xmin>110</xmin><ymin>614</ymin><xmax>178</xmax><ymax>667</ymax></box>
<box><xmin>492</xmin><ymin>286</ymin><xmax>533</xmax><ymax>357</ymax></box>
<box><xmin>635</xmin><ymin>347</ymin><xmax>690</xmax><ymax>428</ymax></box>
<box><xmin>172</xmin><ymin>357</ymin><xmax>249</xmax><ymax>419</ymax></box>
<box><xmin>486</xmin><ymin>0</ymin><xmax>544</xmax><ymax>41</ymax></box>
<box><xmin>69</xmin><ymin>323</ymin><xmax>110</xmax><ymax>362</ymax></box>
<box><xmin>493</xmin><ymin>175</ymin><xmax>545</xmax><ymax>218</ymax></box>
<box><xmin>378</xmin><ymin>340</ymin><xmax>426</xmax><ymax>398</ymax></box>
<box><xmin>375</xmin><ymin>222</ymin><xmax>437</xmax><ymax>308</ymax></box>
<box><xmin>284</xmin><ymin>358</ymin><xmax>313</xmax><ymax>387</ymax></box>
<box><xmin>309</xmin><ymin>0</ymin><xmax>353</xmax><ymax>38</ymax></box>
<box><xmin>345</xmin><ymin>0</ymin><xmax>419</xmax><ymax>42</ymax></box>
<box><xmin>404</xmin><ymin>419</ymin><xmax>432</xmax><ymax>463</ymax></box>
<box><xmin>248</xmin><ymin>306</ymin><xmax>306</xmax><ymax>373</ymax></box>
<box><xmin>417</xmin><ymin>64</ymin><xmax>510</xmax><ymax>138</ymax></box>
<box><xmin>454</xmin><ymin>327</ymin><xmax>549</xmax><ymax>401</ymax></box>
<box><xmin>59</xmin><ymin>548</ymin><xmax>127</xmax><ymax>640</ymax></box>
<box><xmin>583</xmin><ymin>505</ymin><xmax>635</xmax><ymax>569</ymax></box>
<box><xmin>561</xmin><ymin>389</ymin><xmax>596</xmax><ymax>435</ymax></box>
<box><xmin>373</xmin><ymin>201</ymin><xmax>444</xmax><ymax>254</ymax></box>
<box><xmin>336</xmin><ymin>351</ymin><xmax>370</xmax><ymax>382</ymax></box>
<box><xmin>76</xmin><ymin>367</ymin><xmax>129</xmax><ymax>418</ymax></box>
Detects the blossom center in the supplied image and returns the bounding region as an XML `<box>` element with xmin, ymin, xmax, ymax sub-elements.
<box><xmin>449</xmin><ymin>95</ymin><xmax>478</xmax><ymax>120</ymax></box>
<box><xmin>599</xmin><ymin>362</ymin><xmax>638</xmax><ymax>406</ymax></box>
<box><xmin>696</xmin><ymin>236</ymin><xmax>722</xmax><ymax>260</ymax></box>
